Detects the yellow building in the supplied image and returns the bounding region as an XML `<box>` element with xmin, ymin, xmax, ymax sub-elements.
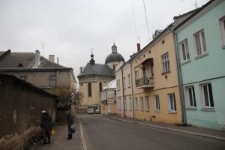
<box><xmin>130</xmin><ymin>11</ymin><xmax>195</xmax><ymax>124</ymax></box>
<box><xmin>131</xmin><ymin>28</ymin><xmax>181</xmax><ymax>124</ymax></box>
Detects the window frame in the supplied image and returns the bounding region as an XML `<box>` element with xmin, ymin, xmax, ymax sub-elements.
<box><xmin>161</xmin><ymin>52</ymin><xmax>170</xmax><ymax>73</ymax></box>
<box><xmin>168</xmin><ymin>93</ymin><xmax>177</xmax><ymax>112</ymax></box>
<box><xmin>135</xmin><ymin>70</ymin><xmax>139</xmax><ymax>86</ymax></box>
<box><xmin>200</xmin><ymin>83</ymin><xmax>214</xmax><ymax>108</ymax></box>
<box><xmin>123</xmin><ymin>76</ymin><xmax>126</xmax><ymax>89</ymax></box>
<box><xmin>219</xmin><ymin>16</ymin><xmax>225</xmax><ymax>48</ymax></box>
<box><xmin>145</xmin><ymin>96</ymin><xmax>150</xmax><ymax>111</ymax></box>
<box><xmin>154</xmin><ymin>95</ymin><xmax>160</xmax><ymax>111</ymax></box>
<box><xmin>129</xmin><ymin>97</ymin><xmax>132</xmax><ymax>111</ymax></box>
<box><xmin>135</xmin><ymin>97</ymin><xmax>138</xmax><ymax>110</ymax></box>
<box><xmin>194</xmin><ymin>29</ymin><xmax>207</xmax><ymax>57</ymax></box>
<box><xmin>49</xmin><ymin>75</ymin><xmax>56</xmax><ymax>87</ymax></box>
<box><xmin>186</xmin><ymin>86</ymin><xmax>197</xmax><ymax>108</ymax></box>
<box><xmin>140</xmin><ymin>97</ymin><xmax>144</xmax><ymax>111</ymax></box>
<box><xmin>88</xmin><ymin>82</ymin><xmax>92</xmax><ymax>97</ymax></box>
<box><xmin>128</xmin><ymin>74</ymin><xmax>131</xmax><ymax>87</ymax></box>
<box><xmin>117</xmin><ymin>79</ymin><xmax>120</xmax><ymax>91</ymax></box>
<box><xmin>179</xmin><ymin>39</ymin><xmax>190</xmax><ymax>62</ymax></box>
<box><xmin>99</xmin><ymin>82</ymin><xmax>102</xmax><ymax>93</ymax></box>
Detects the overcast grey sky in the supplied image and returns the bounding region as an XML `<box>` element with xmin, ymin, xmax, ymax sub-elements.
<box><xmin>0</xmin><ymin>0</ymin><xmax>209</xmax><ymax>79</ymax></box>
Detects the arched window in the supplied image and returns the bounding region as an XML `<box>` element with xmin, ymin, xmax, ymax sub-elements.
<box><xmin>113</xmin><ymin>64</ymin><xmax>116</xmax><ymax>70</ymax></box>
<box><xmin>88</xmin><ymin>82</ymin><xmax>92</xmax><ymax>97</ymax></box>
<box><xmin>99</xmin><ymin>82</ymin><xmax>102</xmax><ymax>93</ymax></box>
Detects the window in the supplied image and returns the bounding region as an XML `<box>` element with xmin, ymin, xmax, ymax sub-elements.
<box><xmin>194</xmin><ymin>30</ymin><xmax>207</xmax><ymax>56</ymax></box>
<box><xmin>135</xmin><ymin>70</ymin><xmax>139</xmax><ymax>84</ymax></box>
<box><xmin>129</xmin><ymin>97</ymin><xmax>132</xmax><ymax>111</ymax></box>
<box><xmin>154</xmin><ymin>95</ymin><xmax>160</xmax><ymax>111</ymax></box>
<box><xmin>219</xmin><ymin>16</ymin><xmax>225</xmax><ymax>47</ymax></box>
<box><xmin>117</xmin><ymin>98</ymin><xmax>121</xmax><ymax>109</ymax></box>
<box><xmin>200</xmin><ymin>83</ymin><xmax>214</xmax><ymax>108</ymax></box>
<box><xmin>145</xmin><ymin>96</ymin><xmax>150</xmax><ymax>111</ymax></box>
<box><xmin>117</xmin><ymin>99</ymin><xmax>119</xmax><ymax>109</ymax></box>
<box><xmin>161</xmin><ymin>52</ymin><xmax>170</xmax><ymax>73</ymax></box>
<box><xmin>186</xmin><ymin>86</ymin><xmax>196</xmax><ymax>108</ymax></box>
<box><xmin>124</xmin><ymin>97</ymin><xmax>127</xmax><ymax>110</ymax></box>
<box><xmin>88</xmin><ymin>82</ymin><xmax>92</xmax><ymax>97</ymax></box>
<box><xmin>140</xmin><ymin>97</ymin><xmax>144</xmax><ymax>110</ymax></box>
<box><xmin>128</xmin><ymin>74</ymin><xmax>131</xmax><ymax>87</ymax></box>
<box><xmin>113</xmin><ymin>64</ymin><xmax>116</xmax><ymax>70</ymax></box>
<box><xmin>168</xmin><ymin>93</ymin><xmax>176</xmax><ymax>112</ymax></box>
<box><xmin>179</xmin><ymin>39</ymin><xmax>190</xmax><ymax>62</ymax></box>
<box><xmin>123</xmin><ymin>77</ymin><xmax>126</xmax><ymax>88</ymax></box>
<box><xmin>99</xmin><ymin>82</ymin><xmax>102</xmax><ymax>93</ymax></box>
<box><xmin>49</xmin><ymin>75</ymin><xmax>56</xmax><ymax>86</ymax></box>
<box><xmin>117</xmin><ymin>79</ymin><xmax>120</xmax><ymax>90</ymax></box>
<box><xmin>135</xmin><ymin>97</ymin><xmax>138</xmax><ymax>109</ymax></box>
<box><xmin>19</xmin><ymin>76</ymin><xmax>27</xmax><ymax>81</ymax></box>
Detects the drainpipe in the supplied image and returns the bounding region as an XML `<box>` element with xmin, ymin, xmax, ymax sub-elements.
<box><xmin>173</xmin><ymin>31</ymin><xmax>187</xmax><ymax>125</ymax></box>
<box><xmin>121</xmin><ymin>67</ymin><xmax>125</xmax><ymax>118</ymax></box>
<box><xmin>130</xmin><ymin>62</ymin><xmax>135</xmax><ymax>119</ymax></box>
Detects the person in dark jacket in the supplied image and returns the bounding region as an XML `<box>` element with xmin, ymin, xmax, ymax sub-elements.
<box><xmin>40</xmin><ymin>110</ymin><xmax>53</xmax><ymax>144</ymax></box>
<box><xmin>66</xmin><ymin>111</ymin><xmax>74</xmax><ymax>139</ymax></box>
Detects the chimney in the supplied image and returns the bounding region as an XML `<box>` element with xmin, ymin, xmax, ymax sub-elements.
<box><xmin>80</xmin><ymin>67</ymin><xmax>84</xmax><ymax>73</ymax></box>
<box><xmin>57</xmin><ymin>57</ymin><xmax>59</xmax><ymax>64</ymax></box>
<box><xmin>137</xmin><ymin>43</ymin><xmax>141</xmax><ymax>52</ymax></box>
<box><xmin>34</xmin><ymin>50</ymin><xmax>40</xmax><ymax>66</ymax></box>
<box><xmin>49</xmin><ymin>55</ymin><xmax>55</xmax><ymax>62</ymax></box>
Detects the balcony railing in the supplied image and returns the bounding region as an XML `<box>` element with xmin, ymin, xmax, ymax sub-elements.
<box><xmin>135</xmin><ymin>76</ymin><xmax>154</xmax><ymax>88</ymax></box>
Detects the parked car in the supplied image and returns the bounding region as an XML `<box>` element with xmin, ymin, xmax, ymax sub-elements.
<box><xmin>88</xmin><ymin>108</ymin><xmax>94</xmax><ymax>114</ymax></box>
<box><xmin>95</xmin><ymin>109</ymin><xmax>100</xmax><ymax>114</ymax></box>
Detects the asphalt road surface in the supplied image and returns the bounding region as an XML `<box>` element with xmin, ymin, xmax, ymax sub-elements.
<box><xmin>80</xmin><ymin>114</ymin><xmax>225</xmax><ymax>150</ymax></box>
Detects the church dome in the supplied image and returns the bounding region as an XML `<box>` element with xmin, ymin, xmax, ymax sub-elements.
<box><xmin>105</xmin><ymin>43</ymin><xmax>125</xmax><ymax>64</ymax></box>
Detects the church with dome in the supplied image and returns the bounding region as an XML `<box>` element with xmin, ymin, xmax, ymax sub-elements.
<box><xmin>77</xmin><ymin>43</ymin><xmax>125</xmax><ymax>108</ymax></box>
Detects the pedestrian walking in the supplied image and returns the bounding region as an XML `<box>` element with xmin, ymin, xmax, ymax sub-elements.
<box><xmin>40</xmin><ymin>110</ymin><xmax>53</xmax><ymax>144</ymax></box>
<box><xmin>66</xmin><ymin>111</ymin><xmax>75</xmax><ymax>139</ymax></box>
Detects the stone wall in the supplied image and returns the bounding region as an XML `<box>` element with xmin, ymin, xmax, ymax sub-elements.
<box><xmin>0</xmin><ymin>74</ymin><xmax>57</xmax><ymax>149</ymax></box>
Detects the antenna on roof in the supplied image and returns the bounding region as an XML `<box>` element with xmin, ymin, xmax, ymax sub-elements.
<box><xmin>40</xmin><ymin>42</ymin><xmax>46</xmax><ymax>57</ymax></box>
<box><xmin>195</xmin><ymin>0</ymin><xmax>198</xmax><ymax>8</ymax></box>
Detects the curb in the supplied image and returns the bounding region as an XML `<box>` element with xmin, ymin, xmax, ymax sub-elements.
<box><xmin>78</xmin><ymin>118</ymin><xmax>88</xmax><ymax>150</ymax></box>
<box><xmin>109</xmin><ymin>116</ymin><xmax>225</xmax><ymax>142</ymax></box>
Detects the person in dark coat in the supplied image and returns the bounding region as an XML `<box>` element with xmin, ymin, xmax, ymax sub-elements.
<box><xmin>40</xmin><ymin>110</ymin><xmax>53</xmax><ymax>144</ymax></box>
<box><xmin>66</xmin><ymin>111</ymin><xmax>74</xmax><ymax>139</ymax></box>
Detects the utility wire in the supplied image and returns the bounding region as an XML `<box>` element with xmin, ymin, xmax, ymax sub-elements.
<box><xmin>143</xmin><ymin>0</ymin><xmax>151</xmax><ymax>41</ymax></box>
<box><xmin>132</xmin><ymin>0</ymin><xmax>138</xmax><ymax>42</ymax></box>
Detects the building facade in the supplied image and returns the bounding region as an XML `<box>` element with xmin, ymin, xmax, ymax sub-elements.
<box><xmin>0</xmin><ymin>50</ymin><xmax>76</xmax><ymax>107</ymax></box>
<box><xmin>130</xmin><ymin>30</ymin><xmax>182</xmax><ymax>124</ymax></box>
<box><xmin>100</xmin><ymin>80</ymin><xmax>117</xmax><ymax>115</ymax></box>
<box><xmin>129</xmin><ymin>10</ymin><xmax>197</xmax><ymax>124</ymax></box>
<box><xmin>116</xmin><ymin>60</ymin><xmax>134</xmax><ymax>118</ymax></box>
<box><xmin>77</xmin><ymin>43</ymin><xmax>125</xmax><ymax>108</ymax></box>
<box><xmin>174</xmin><ymin>0</ymin><xmax>225</xmax><ymax>130</ymax></box>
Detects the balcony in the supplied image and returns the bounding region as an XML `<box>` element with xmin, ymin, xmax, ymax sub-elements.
<box><xmin>135</xmin><ymin>76</ymin><xmax>154</xmax><ymax>89</ymax></box>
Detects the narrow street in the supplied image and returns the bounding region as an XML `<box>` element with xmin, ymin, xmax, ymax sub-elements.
<box><xmin>80</xmin><ymin>114</ymin><xmax>225</xmax><ymax>150</ymax></box>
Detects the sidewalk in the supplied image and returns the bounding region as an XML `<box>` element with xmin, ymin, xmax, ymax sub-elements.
<box><xmin>108</xmin><ymin>116</ymin><xmax>225</xmax><ymax>142</ymax></box>
<box><xmin>31</xmin><ymin>118</ymin><xmax>83</xmax><ymax>150</ymax></box>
